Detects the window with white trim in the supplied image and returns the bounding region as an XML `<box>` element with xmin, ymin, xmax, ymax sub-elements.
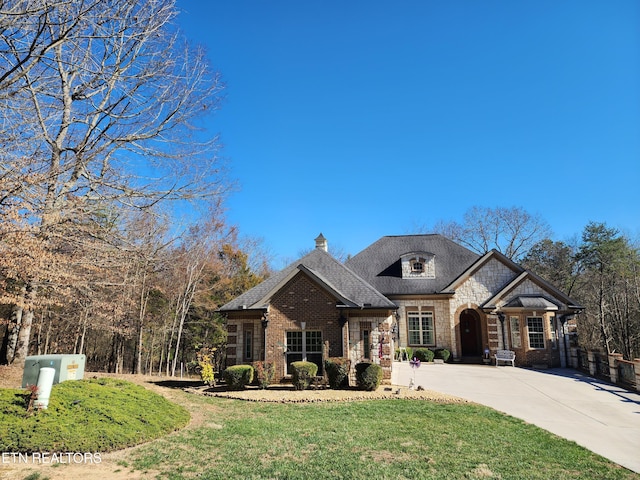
<box><xmin>408</xmin><ymin>310</ymin><xmax>435</xmax><ymax>346</ymax></box>
<box><xmin>510</xmin><ymin>316</ymin><xmax>521</xmax><ymax>348</ymax></box>
<box><xmin>527</xmin><ymin>317</ymin><xmax>545</xmax><ymax>349</ymax></box>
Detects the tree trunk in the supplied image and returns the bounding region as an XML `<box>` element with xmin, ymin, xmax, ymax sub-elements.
<box><xmin>135</xmin><ymin>275</ymin><xmax>149</xmax><ymax>375</ymax></box>
<box><xmin>12</xmin><ymin>283</ymin><xmax>37</xmax><ymax>363</ymax></box>
<box><xmin>4</xmin><ymin>303</ymin><xmax>24</xmax><ymax>364</ymax></box>
<box><xmin>146</xmin><ymin>329</ymin><xmax>155</xmax><ymax>376</ymax></box>
<box><xmin>158</xmin><ymin>320</ymin><xmax>168</xmax><ymax>376</ymax></box>
<box><xmin>166</xmin><ymin>298</ymin><xmax>180</xmax><ymax>377</ymax></box>
<box><xmin>44</xmin><ymin>313</ymin><xmax>52</xmax><ymax>355</ymax></box>
<box><xmin>13</xmin><ymin>309</ymin><xmax>34</xmax><ymax>364</ymax></box>
<box><xmin>78</xmin><ymin>311</ymin><xmax>88</xmax><ymax>355</ymax></box>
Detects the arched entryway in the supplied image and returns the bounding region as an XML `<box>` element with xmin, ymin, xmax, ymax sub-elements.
<box><xmin>459</xmin><ymin>309</ymin><xmax>482</xmax><ymax>360</ymax></box>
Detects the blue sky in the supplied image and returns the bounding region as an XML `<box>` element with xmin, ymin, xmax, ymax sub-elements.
<box><xmin>176</xmin><ymin>0</ymin><xmax>639</xmax><ymax>266</ymax></box>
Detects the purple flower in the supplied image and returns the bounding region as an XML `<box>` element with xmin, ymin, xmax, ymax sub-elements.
<box><xmin>410</xmin><ymin>357</ymin><xmax>421</xmax><ymax>368</ymax></box>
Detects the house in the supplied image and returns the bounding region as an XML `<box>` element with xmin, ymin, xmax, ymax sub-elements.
<box><xmin>219</xmin><ymin>234</ymin><xmax>582</xmax><ymax>383</ymax></box>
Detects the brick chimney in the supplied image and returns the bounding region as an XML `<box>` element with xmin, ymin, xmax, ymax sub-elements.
<box><xmin>315</xmin><ymin>233</ymin><xmax>328</xmax><ymax>252</ymax></box>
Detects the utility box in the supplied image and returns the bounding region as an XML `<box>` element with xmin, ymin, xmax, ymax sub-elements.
<box><xmin>22</xmin><ymin>354</ymin><xmax>86</xmax><ymax>388</ymax></box>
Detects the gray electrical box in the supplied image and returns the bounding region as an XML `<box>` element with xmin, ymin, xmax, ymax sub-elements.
<box><xmin>22</xmin><ymin>354</ymin><xmax>86</xmax><ymax>388</ymax></box>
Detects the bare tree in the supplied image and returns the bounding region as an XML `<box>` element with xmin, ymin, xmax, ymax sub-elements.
<box><xmin>0</xmin><ymin>0</ymin><xmax>227</xmax><ymax>363</ymax></box>
<box><xmin>427</xmin><ymin>206</ymin><xmax>552</xmax><ymax>260</ymax></box>
<box><xmin>164</xmin><ymin>205</ymin><xmax>233</xmax><ymax>377</ymax></box>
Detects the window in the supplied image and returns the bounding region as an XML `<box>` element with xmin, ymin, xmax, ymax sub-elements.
<box><xmin>243</xmin><ymin>325</ymin><xmax>253</xmax><ymax>362</ymax></box>
<box><xmin>510</xmin><ymin>316</ymin><xmax>521</xmax><ymax>348</ymax></box>
<box><xmin>527</xmin><ymin>317</ymin><xmax>545</xmax><ymax>349</ymax></box>
<box><xmin>361</xmin><ymin>322</ymin><xmax>371</xmax><ymax>359</ymax></box>
<box><xmin>549</xmin><ymin>316</ymin><xmax>557</xmax><ymax>349</ymax></box>
<box><xmin>401</xmin><ymin>253</ymin><xmax>435</xmax><ymax>279</ymax></box>
<box><xmin>408</xmin><ymin>310</ymin><xmax>434</xmax><ymax>346</ymax></box>
<box><xmin>285</xmin><ymin>330</ymin><xmax>323</xmax><ymax>375</ymax></box>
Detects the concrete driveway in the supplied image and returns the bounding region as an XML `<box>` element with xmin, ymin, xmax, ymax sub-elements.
<box><xmin>391</xmin><ymin>361</ymin><xmax>640</xmax><ymax>474</ymax></box>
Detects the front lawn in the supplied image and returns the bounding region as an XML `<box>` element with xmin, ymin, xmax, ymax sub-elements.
<box><xmin>125</xmin><ymin>394</ymin><xmax>639</xmax><ymax>480</ymax></box>
<box><xmin>0</xmin><ymin>377</ymin><xmax>190</xmax><ymax>453</ymax></box>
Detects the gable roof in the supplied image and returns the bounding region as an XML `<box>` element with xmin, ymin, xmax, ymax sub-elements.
<box><xmin>481</xmin><ymin>269</ymin><xmax>583</xmax><ymax>312</ymax></box>
<box><xmin>442</xmin><ymin>249</ymin><xmax>524</xmax><ymax>292</ymax></box>
<box><xmin>443</xmin><ymin>248</ymin><xmax>583</xmax><ymax>312</ymax></box>
<box><xmin>345</xmin><ymin>234</ymin><xmax>481</xmax><ymax>295</ymax></box>
<box><xmin>218</xmin><ymin>247</ymin><xmax>396</xmax><ymax>312</ymax></box>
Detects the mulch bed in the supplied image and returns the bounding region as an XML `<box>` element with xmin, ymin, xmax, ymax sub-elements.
<box><xmin>185</xmin><ymin>383</ymin><xmax>469</xmax><ymax>404</ymax></box>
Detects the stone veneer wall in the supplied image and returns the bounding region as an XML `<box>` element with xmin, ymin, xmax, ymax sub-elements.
<box><xmin>347</xmin><ymin>311</ymin><xmax>394</xmax><ymax>383</ymax></box>
<box><xmin>451</xmin><ymin>263</ymin><xmax>566</xmax><ymax>366</ymax></box>
<box><xmin>225</xmin><ymin>312</ymin><xmax>263</xmax><ymax>364</ymax></box>
<box><xmin>392</xmin><ymin>298</ymin><xmax>451</xmax><ymax>350</ymax></box>
<box><xmin>448</xmin><ymin>258</ymin><xmax>518</xmax><ymax>358</ymax></box>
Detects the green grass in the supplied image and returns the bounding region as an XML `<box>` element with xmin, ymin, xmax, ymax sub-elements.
<box><xmin>127</xmin><ymin>396</ymin><xmax>640</xmax><ymax>480</ymax></box>
<box><xmin>2</xmin><ymin>380</ymin><xmax>638</xmax><ymax>479</ymax></box>
<box><xmin>0</xmin><ymin>377</ymin><xmax>190</xmax><ymax>453</ymax></box>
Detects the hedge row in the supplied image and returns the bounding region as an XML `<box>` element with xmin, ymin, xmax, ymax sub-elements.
<box><xmin>222</xmin><ymin>359</ymin><xmax>384</xmax><ymax>391</ymax></box>
<box><xmin>398</xmin><ymin>347</ymin><xmax>451</xmax><ymax>363</ymax></box>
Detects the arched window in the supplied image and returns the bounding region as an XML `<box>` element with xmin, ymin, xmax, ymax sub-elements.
<box><xmin>411</xmin><ymin>259</ymin><xmax>424</xmax><ymax>273</ymax></box>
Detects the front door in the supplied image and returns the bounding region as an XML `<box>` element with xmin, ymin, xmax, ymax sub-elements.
<box><xmin>460</xmin><ymin>309</ymin><xmax>481</xmax><ymax>357</ymax></box>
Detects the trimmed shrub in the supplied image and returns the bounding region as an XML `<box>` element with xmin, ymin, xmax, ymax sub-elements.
<box><xmin>252</xmin><ymin>361</ymin><xmax>275</xmax><ymax>389</ymax></box>
<box><xmin>223</xmin><ymin>365</ymin><xmax>254</xmax><ymax>390</ymax></box>
<box><xmin>413</xmin><ymin>348</ymin><xmax>435</xmax><ymax>363</ymax></box>
<box><xmin>405</xmin><ymin>347</ymin><xmax>413</xmax><ymax>360</ymax></box>
<box><xmin>434</xmin><ymin>348</ymin><xmax>451</xmax><ymax>363</ymax></box>
<box><xmin>290</xmin><ymin>361</ymin><xmax>318</xmax><ymax>390</ymax></box>
<box><xmin>324</xmin><ymin>357</ymin><xmax>350</xmax><ymax>389</ymax></box>
<box><xmin>355</xmin><ymin>362</ymin><xmax>383</xmax><ymax>391</ymax></box>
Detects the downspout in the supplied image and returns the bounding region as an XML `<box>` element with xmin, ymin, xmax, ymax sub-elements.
<box><xmin>261</xmin><ymin>311</ymin><xmax>269</xmax><ymax>362</ymax></box>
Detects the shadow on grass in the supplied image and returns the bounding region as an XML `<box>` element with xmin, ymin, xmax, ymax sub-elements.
<box><xmin>152</xmin><ymin>379</ymin><xmax>206</xmax><ymax>389</ymax></box>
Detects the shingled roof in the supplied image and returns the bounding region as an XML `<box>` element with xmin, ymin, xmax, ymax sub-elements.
<box><xmin>345</xmin><ymin>234</ymin><xmax>480</xmax><ymax>295</ymax></box>
<box><xmin>218</xmin><ymin>247</ymin><xmax>396</xmax><ymax>312</ymax></box>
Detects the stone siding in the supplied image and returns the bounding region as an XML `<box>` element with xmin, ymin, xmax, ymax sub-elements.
<box><xmin>347</xmin><ymin>311</ymin><xmax>394</xmax><ymax>383</ymax></box>
<box><xmin>392</xmin><ymin>298</ymin><xmax>451</xmax><ymax>351</ymax></box>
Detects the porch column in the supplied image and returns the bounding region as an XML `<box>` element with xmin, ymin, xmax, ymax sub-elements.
<box><xmin>608</xmin><ymin>353</ymin><xmax>623</xmax><ymax>383</ymax></box>
<box><xmin>497</xmin><ymin>312</ymin><xmax>507</xmax><ymax>349</ymax></box>
<box><xmin>587</xmin><ymin>350</ymin><xmax>597</xmax><ymax>376</ymax></box>
<box><xmin>569</xmin><ymin>347</ymin><xmax>579</xmax><ymax>368</ymax></box>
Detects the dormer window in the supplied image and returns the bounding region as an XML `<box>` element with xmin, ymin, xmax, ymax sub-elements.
<box><xmin>401</xmin><ymin>252</ymin><xmax>435</xmax><ymax>279</ymax></box>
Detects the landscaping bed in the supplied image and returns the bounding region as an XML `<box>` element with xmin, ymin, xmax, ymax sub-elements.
<box><xmin>187</xmin><ymin>383</ymin><xmax>468</xmax><ymax>403</ymax></box>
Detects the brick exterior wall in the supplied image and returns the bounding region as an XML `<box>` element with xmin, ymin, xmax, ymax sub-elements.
<box><xmin>265</xmin><ymin>273</ymin><xmax>345</xmax><ymax>381</ymax></box>
<box><xmin>226</xmin><ymin>272</ymin><xmax>394</xmax><ymax>384</ymax></box>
